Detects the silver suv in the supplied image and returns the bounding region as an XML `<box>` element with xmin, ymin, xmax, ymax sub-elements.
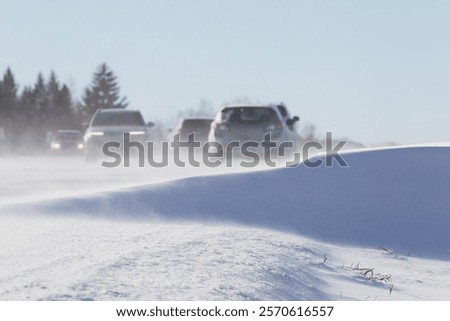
<box><xmin>84</xmin><ymin>109</ymin><xmax>154</xmax><ymax>160</ymax></box>
<box><xmin>208</xmin><ymin>104</ymin><xmax>299</xmax><ymax>148</ymax></box>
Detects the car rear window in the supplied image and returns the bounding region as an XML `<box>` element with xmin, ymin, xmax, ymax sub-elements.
<box><xmin>180</xmin><ymin>119</ymin><xmax>212</xmax><ymax>131</ymax></box>
<box><xmin>221</xmin><ymin>107</ymin><xmax>279</xmax><ymax>124</ymax></box>
<box><xmin>55</xmin><ymin>131</ymin><xmax>82</xmax><ymax>140</ymax></box>
<box><xmin>92</xmin><ymin>111</ymin><xmax>145</xmax><ymax>126</ymax></box>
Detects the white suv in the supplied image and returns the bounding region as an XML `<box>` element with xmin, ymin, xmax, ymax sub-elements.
<box><xmin>84</xmin><ymin>109</ymin><xmax>154</xmax><ymax>160</ymax></box>
<box><xmin>209</xmin><ymin>103</ymin><xmax>299</xmax><ymax>146</ymax></box>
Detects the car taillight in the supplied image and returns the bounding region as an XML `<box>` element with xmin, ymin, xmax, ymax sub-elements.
<box><xmin>214</xmin><ymin>123</ymin><xmax>230</xmax><ymax>132</ymax></box>
<box><xmin>264</xmin><ymin>123</ymin><xmax>283</xmax><ymax>131</ymax></box>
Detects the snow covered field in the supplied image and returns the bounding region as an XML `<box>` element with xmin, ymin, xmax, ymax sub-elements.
<box><xmin>1</xmin><ymin>145</ymin><xmax>450</xmax><ymax>300</ymax></box>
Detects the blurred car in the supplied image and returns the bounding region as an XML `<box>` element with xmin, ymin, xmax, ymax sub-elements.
<box><xmin>208</xmin><ymin>104</ymin><xmax>300</xmax><ymax>157</ymax></box>
<box><xmin>84</xmin><ymin>108</ymin><xmax>154</xmax><ymax>160</ymax></box>
<box><xmin>172</xmin><ymin>118</ymin><xmax>213</xmax><ymax>144</ymax></box>
<box><xmin>50</xmin><ymin>130</ymin><xmax>84</xmax><ymax>155</ymax></box>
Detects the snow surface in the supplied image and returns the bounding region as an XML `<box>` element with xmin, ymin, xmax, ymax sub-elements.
<box><xmin>1</xmin><ymin>145</ymin><xmax>450</xmax><ymax>300</ymax></box>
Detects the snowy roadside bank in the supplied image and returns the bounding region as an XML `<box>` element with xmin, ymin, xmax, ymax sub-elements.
<box><xmin>1</xmin><ymin>145</ymin><xmax>450</xmax><ymax>300</ymax></box>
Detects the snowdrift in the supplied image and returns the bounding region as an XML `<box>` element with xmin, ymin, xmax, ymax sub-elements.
<box><xmin>4</xmin><ymin>146</ymin><xmax>450</xmax><ymax>259</ymax></box>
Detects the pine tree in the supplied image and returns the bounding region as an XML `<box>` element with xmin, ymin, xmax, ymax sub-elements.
<box><xmin>26</xmin><ymin>73</ymin><xmax>50</xmax><ymax>151</ymax></box>
<box><xmin>54</xmin><ymin>84</ymin><xmax>76</xmax><ymax>129</ymax></box>
<box><xmin>33</xmin><ymin>73</ymin><xmax>48</xmax><ymax>115</ymax></box>
<box><xmin>0</xmin><ymin>67</ymin><xmax>18</xmax><ymax>120</ymax></box>
<box><xmin>46</xmin><ymin>71</ymin><xmax>60</xmax><ymax>130</ymax></box>
<box><xmin>82</xmin><ymin>63</ymin><xmax>129</xmax><ymax>121</ymax></box>
<box><xmin>17</xmin><ymin>86</ymin><xmax>38</xmax><ymax>149</ymax></box>
<box><xmin>0</xmin><ymin>68</ymin><xmax>18</xmax><ymax>145</ymax></box>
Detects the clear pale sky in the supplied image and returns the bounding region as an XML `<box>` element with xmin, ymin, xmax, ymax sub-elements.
<box><xmin>1</xmin><ymin>0</ymin><xmax>449</xmax><ymax>145</ymax></box>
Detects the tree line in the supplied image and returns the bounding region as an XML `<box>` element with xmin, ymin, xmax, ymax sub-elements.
<box><xmin>0</xmin><ymin>63</ymin><xmax>128</xmax><ymax>154</ymax></box>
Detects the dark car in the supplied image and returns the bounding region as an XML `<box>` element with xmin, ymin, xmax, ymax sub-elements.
<box><xmin>172</xmin><ymin>118</ymin><xmax>213</xmax><ymax>144</ymax></box>
<box><xmin>51</xmin><ymin>130</ymin><xmax>84</xmax><ymax>155</ymax></box>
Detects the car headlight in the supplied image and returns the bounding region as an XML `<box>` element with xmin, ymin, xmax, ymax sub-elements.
<box><xmin>129</xmin><ymin>131</ymin><xmax>146</xmax><ymax>135</ymax></box>
<box><xmin>51</xmin><ymin>142</ymin><xmax>61</xmax><ymax>149</ymax></box>
<box><xmin>77</xmin><ymin>143</ymin><xmax>84</xmax><ymax>150</ymax></box>
<box><xmin>86</xmin><ymin>132</ymin><xmax>104</xmax><ymax>138</ymax></box>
